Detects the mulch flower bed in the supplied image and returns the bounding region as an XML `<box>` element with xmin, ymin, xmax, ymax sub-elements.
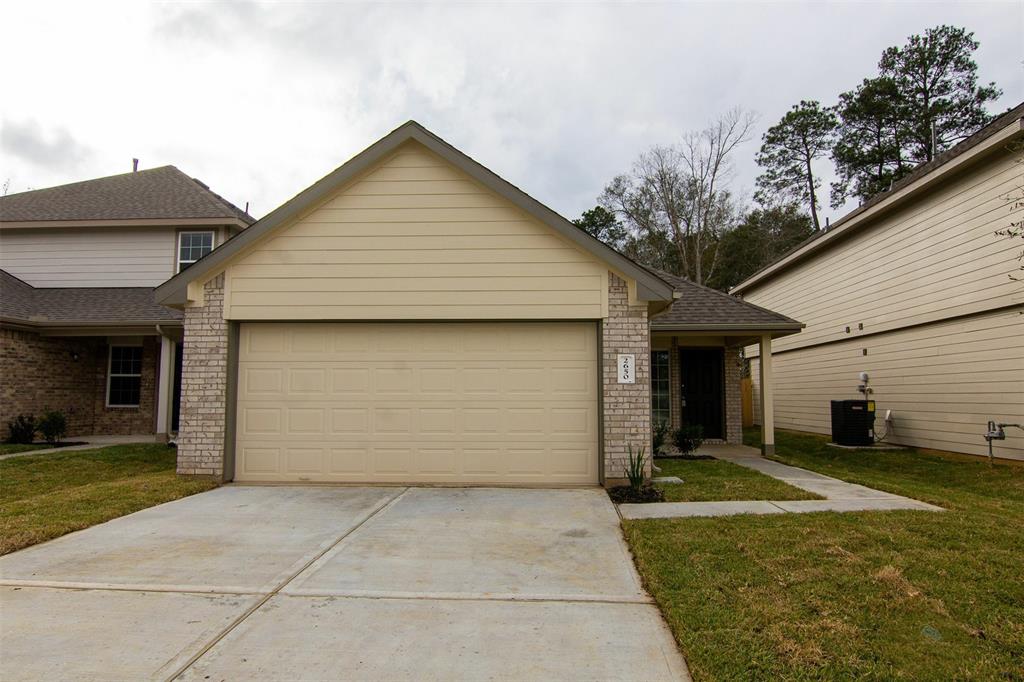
<box><xmin>608</xmin><ymin>485</ymin><xmax>665</xmax><ymax>504</ymax></box>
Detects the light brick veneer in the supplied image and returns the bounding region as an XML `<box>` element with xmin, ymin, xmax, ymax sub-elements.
<box><xmin>602</xmin><ymin>272</ymin><xmax>652</xmax><ymax>485</ymax></box>
<box><xmin>176</xmin><ymin>275</ymin><xmax>229</xmax><ymax>478</ymax></box>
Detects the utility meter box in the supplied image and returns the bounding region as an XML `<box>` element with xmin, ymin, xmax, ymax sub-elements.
<box><xmin>830</xmin><ymin>399</ymin><xmax>875</xmax><ymax>446</ymax></box>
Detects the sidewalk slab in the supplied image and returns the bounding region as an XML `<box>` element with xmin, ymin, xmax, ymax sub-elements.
<box><xmin>773</xmin><ymin>498</ymin><xmax>943</xmax><ymax>513</ymax></box>
<box><xmin>620</xmin><ymin>500</ymin><xmax>785</xmax><ymax>520</ymax></box>
<box><xmin>633</xmin><ymin>445</ymin><xmax>943</xmax><ymax>520</ymax></box>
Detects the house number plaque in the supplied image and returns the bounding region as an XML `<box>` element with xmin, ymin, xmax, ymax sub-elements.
<box><xmin>617</xmin><ymin>354</ymin><xmax>635</xmax><ymax>384</ymax></box>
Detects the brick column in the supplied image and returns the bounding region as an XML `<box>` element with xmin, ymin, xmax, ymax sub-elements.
<box><xmin>177</xmin><ymin>275</ymin><xmax>229</xmax><ymax>478</ymax></box>
<box><xmin>723</xmin><ymin>345</ymin><xmax>743</xmax><ymax>444</ymax></box>
<box><xmin>602</xmin><ymin>272</ymin><xmax>652</xmax><ymax>485</ymax></box>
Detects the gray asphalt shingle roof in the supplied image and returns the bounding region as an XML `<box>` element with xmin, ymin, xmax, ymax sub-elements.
<box><xmin>0</xmin><ymin>166</ymin><xmax>254</xmax><ymax>224</ymax></box>
<box><xmin>0</xmin><ymin>270</ymin><xmax>181</xmax><ymax>325</ymax></box>
<box><xmin>648</xmin><ymin>269</ymin><xmax>802</xmax><ymax>330</ymax></box>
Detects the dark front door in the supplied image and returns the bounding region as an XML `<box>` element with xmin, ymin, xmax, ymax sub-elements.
<box><xmin>679</xmin><ymin>347</ymin><xmax>724</xmax><ymax>440</ymax></box>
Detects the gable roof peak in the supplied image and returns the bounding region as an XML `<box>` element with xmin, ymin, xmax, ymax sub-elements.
<box><xmin>156</xmin><ymin>120</ymin><xmax>674</xmax><ymax>306</ymax></box>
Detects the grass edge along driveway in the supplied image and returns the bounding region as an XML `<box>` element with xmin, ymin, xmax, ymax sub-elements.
<box><xmin>1</xmin><ymin>443</ymin><xmax>217</xmax><ymax>555</ymax></box>
<box><xmin>625</xmin><ymin>429</ymin><xmax>1024</xmax><ymax>680</ymax></box>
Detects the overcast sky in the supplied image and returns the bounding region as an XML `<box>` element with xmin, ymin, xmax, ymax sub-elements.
<box><xmin>1</xmin><ymin>1</ymin><xmax>1021</xmax><ymax>225</ymax></box>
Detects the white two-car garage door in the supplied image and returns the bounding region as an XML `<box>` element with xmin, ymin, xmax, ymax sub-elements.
<box><xmin>234</xmin><ymin>322</ymin><xmax>599</xmax><ymax>485</ymax></box>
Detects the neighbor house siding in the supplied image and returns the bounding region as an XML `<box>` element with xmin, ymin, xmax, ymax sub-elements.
<box><xmin>222</xmin><ymin>142</ymin><xmax>609</xmax><ymax>320</ymax></box>
<box><xmin>0</xmin><ymin>227</ymin><xmax>180</xmax><ymax>287</ymax></box>
<box><xmin>750</xmin><ymin>301</ymin><xmax>1024</xmax><ymax>460</ymax></box>
<box><xmin>743</xmin><ymin>142</ymin><xmax>1024</xmax><ymax>461</ymax></box>
<box><xmin>745</xmin><ymin>152</ymin><xmax>1022</xmax><ymax>356</ymax></box>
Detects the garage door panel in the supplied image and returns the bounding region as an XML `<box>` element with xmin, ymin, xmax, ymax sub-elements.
<box><xmin>235</xmin><ymin>322</ymin><xmax>598</xmax><ymax>484</ymax></box>
<box><xmin>237</xmin><ymin>444</ymin><xmax>599</xmax><ymax>483</ymax></box>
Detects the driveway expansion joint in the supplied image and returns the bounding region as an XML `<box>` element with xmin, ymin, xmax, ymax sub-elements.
<box><xmin>160</xmin><ymin>486</ymin><xmax>410</xmax><ymax>682</ymax></box>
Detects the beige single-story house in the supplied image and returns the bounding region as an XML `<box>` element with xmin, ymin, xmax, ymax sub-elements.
<box><xmin>157</xmin><ymin>122</ymin><xmax>801</xmax><ymax>486</ymax></box>
<box><xmin>735</xmin><ymin>101</ymin><xmax>1024</xmax><ymax>462</ymax></box>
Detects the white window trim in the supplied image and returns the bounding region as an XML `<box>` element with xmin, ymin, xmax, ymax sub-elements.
<box><xmin>106</xmin><ymin>345</ymin><xmax>143</xmax><ymax>408</ymax></box>
<box><xmin>176</xmin><ymin>230</ymin><xmax>216</xmax><ymax>273</ymax></box>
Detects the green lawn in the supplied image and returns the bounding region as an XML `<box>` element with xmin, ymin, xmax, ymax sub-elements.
<box><xmin>0</xmin><ymin>444</ymin><xmax>217</xmax><ymax>555</ymax></box>
<box><xmin>654</xmin><ymin>457</ymin><xmax>821</xmax><ymax>502</ymax></box>
<box><xmin>625</xmin><ymin>429</ymin><xmax>1024</xmax><ymax>680</ymax></box>
<box><xmin>0</xmin><ymin>443</ymin><xmax>50</xmax><ymax>456</ymax></box>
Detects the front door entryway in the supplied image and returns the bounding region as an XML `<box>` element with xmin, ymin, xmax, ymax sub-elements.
<box><xmin>679</xmin><ymin>347</ymin><xmax>724</xmax><ymax>440</ymax></box>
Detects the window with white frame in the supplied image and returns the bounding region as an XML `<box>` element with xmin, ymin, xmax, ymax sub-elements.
<box><xmin>177</xmin><ymin>231</ymin><xmax>214</xmax><ymax>272</ymax></box>
<box><xmin>107</xmin><ymin>346</ymin><xmax>143</xmax><ymax>407</ymax></box>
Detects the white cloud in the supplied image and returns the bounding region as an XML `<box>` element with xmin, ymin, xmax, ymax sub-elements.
<box><xmin>1</xmin><ymin>1</ymin><xmax>1020</xmax><ymax>223</ymax></box>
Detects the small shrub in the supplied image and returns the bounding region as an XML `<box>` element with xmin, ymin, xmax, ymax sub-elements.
<box><xmin>6</xmin><ymin>415</ymin><xmax>36</xmax><ymax>444</ymax></box>
<box><xmin>625</xmin><ymin>444</ymin><xmax>647</xmax><ymax>490</ymax></box>
<box><xmin>37</xmin><ymin>410</ymin><xmax>67</xmax><ymax>445</ymax></box>
<box><xmin>652</xmin><ymin>420</ymin><xmax>670</xmax><ymax>455</ymax></box>
<box><xmin>673</xmin><ymin>424</ymin><xmax>705</xmax><ymax>455</ymax></box>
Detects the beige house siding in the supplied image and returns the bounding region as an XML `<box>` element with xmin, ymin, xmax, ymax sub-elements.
<box><xmin>745</xmin><ymin>152</ymin><xmax>1022</xmax><ymax>356</ymax></box>
<box><xmin>223</xmin><ymin>142</ymin><xmax>609</xmax><ymax>320</ymax></box>
<box><xmin>749</xmin><ymin>306</ymin><xmax>1024</xmax><ymax>460</ymax></box>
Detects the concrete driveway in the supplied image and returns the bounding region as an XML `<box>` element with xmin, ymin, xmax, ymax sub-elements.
<box><xmin>0</xmin><ymin>486</ymin><xmax>688</xmax><ymax>681</ymax></box>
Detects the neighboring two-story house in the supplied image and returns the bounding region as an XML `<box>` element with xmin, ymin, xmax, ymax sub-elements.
<box><xmin>0</xmin><ymin>166</ymin><xmax>252</xmax><ymax>440</ymax></box>
<box><xmin>735</xmin><ymin>102</ymin><xmax>1024</xmax><ymax>462</ymax></box>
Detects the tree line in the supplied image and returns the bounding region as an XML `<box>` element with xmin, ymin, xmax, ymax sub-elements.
<box><xmin>576</xmin><ymin>25</ymin><xmax>1003</xmax><ymax>292</ymax></box>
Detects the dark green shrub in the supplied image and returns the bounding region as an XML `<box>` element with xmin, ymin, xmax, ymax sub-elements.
<box><xmin>652</xmin><ymin>420</ymin><xmax>670</xmax><ymax>455</ymax></box>
<box><xmin>6</xmin><ymin>415</ymin><xmax>36</xmax><ymax>444</ymax></box>
<box><xmin>673</xmin><ymin>424</ymin><xmax>704</xmax><ymax>455</ymax></box>
<box><xmin>37</xmin><ymin>410</ymin><xmax>67</xmax><ymax>446</ymax></box>
<box><xmin>624</xmin><ymin>444</ymin><xmax>646</xmax><ymax>490</ymax></box>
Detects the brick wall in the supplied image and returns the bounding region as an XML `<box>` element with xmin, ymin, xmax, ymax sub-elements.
<box><xmin>0</xmin><ymin>328</ymin><xmax>159</xmax><ymax>438</ymax></box>
<box><xmin>602</xmin><ymin>272</ymin><xmax>652</xmax><ymax>485</ymax></box>
<box><xmin>0</xmin><ymin>328</ymin><xmax>97</xmax><ymax>436</ymax></box>
<box><xmin>176</xmin><ymin>275</ymin><xmax>229</xmax><ymax>478</ymax></box>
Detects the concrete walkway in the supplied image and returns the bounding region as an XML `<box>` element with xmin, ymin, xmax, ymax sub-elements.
<box><xmin>621</xmin><ymin>444</ymin><xmax>943</xmax><ymax>520</ymax></box>
<box><xmin>0</xmin><ymin>435</ymin><xmax>157</xmax><ymax>460</ymax></box>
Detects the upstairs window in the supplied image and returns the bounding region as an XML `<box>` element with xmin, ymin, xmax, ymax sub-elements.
<box><xmin>177</xmin><ymin>231</ymin><xmax>214</xmax><ymax>272</ymax></box>
<box><xmin>107</xmin><ymin>346</ymin><xmax>143</xmax><ymax>407</ymax></box>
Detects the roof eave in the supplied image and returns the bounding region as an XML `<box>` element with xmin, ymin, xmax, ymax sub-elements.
<box><xmin>155</xmin><ymin>121</ymin><xmax>674</xmax><ymax>306</ymax></box>
<box><xmin>650</xmin><ymin>322</ymin><xmax>805</xmax><ymax>335</ymax></box>
<box><xmin>0</xmin><ymin>317</ymin><xmax>181</xmax><ymax>333</ymax></box>
<box><xmin>1</xmin><ymin>217</ymin><xmax>250</xmax><ymax>230</ymax></box>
